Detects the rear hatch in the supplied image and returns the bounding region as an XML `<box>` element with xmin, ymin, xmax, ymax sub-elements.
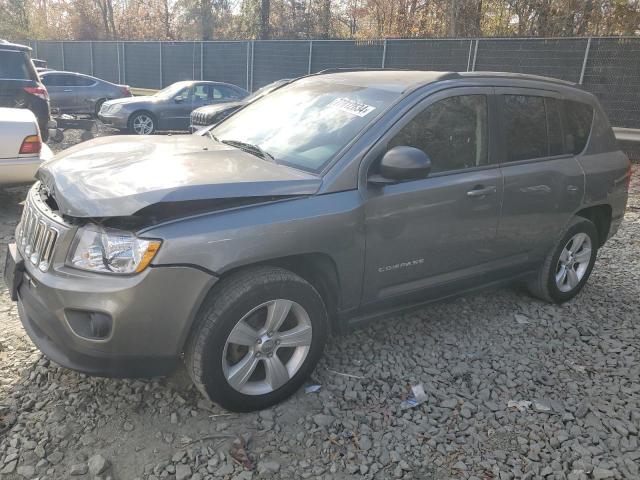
<box><xmin>0</xmin><ymin>49</ymin><xmax>43</xmax><ymax>108</ymax></box>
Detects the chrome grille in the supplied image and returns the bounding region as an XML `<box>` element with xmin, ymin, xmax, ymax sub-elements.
<box><xmin>17</xmin><ymin>201</ymin><xmax>59</xmax><ymax>272</ymax></box>
<box><xmin>191</xmin><ymin>111</ymin><xmax>209</xmax><ymax>126</ymax></box>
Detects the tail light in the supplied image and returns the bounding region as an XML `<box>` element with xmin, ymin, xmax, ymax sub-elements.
<box><xmin>24</xmin><ymin>86</ymin><xmax>49</xmax><ymax>101</ymax></box>
<box><xmin>120</xmin><ymin>85</ymin><xmax>131</xmax><ymax>96</ymax></box>
<box><xmin>19</xmin><ymin>135</ymin><xmax>42</xmax><ymax>155</ymax></box>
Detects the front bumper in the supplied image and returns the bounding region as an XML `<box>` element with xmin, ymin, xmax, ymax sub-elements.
<box><xmin>5</xmin><ymin>244</ymin><xmax>217</xmax><ymax>377</ymax></box>
<box><xmin>98</xmin><ymin>112</ymin><xmax>129</xmax><ymax>129</ymax></box>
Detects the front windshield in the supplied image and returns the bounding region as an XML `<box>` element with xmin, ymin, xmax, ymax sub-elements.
<box><xmin>211</xmin><ymin>77</ymin><xmax>400</xmax><ymax>173</ymax></box>
<box><xmin>154</xmin><ymin>82</ymin><xmax>189</xmax><ymax>99</ymax></box>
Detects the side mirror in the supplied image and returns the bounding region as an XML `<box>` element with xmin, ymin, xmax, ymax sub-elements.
<box><xmin>369</xmin><ymin>146</ymin><xmax>432</xmax><ymax>184</ymax></box>
<box><xmin>175</xmin><ymin>95</ymin><xmax>185</xmax><ymax>103</ymax></box>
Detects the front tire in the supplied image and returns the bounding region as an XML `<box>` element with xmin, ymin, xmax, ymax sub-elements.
<box><xmin>128</xmin><ymin>111</ymin><xmax>156</xmax><ymax>135</ymax></box>
<box><xmin>185</xmin><ymin>267</ymin><xmax>328</xmax><ymax>412</ymax></box>
<box><xmin>527</xmin><ymin>217</ymin><xmax>599</xmax><ymax>303</ymax></box>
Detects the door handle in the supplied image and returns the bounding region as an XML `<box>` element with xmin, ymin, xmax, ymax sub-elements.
<box><xmin>63</xmin><ymin>89</ymin><xmax>73</xmax><ymax>92</ymax></box>
<box><xmin>466</xmin><ymin>185</ymin><xmax>497</xmax><ymax>197</ymax></box>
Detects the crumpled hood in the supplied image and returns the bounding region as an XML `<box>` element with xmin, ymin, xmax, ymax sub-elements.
<box><xmin>37</xmin><ymin>135</ymin><xmax>321</xmax><ymax>217</ymax></box>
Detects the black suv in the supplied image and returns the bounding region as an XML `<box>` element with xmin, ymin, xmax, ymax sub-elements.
<box><xmin>0</xmin><ymin>40</ymin><xmax>52</xmax><ymax>140</ymax></box>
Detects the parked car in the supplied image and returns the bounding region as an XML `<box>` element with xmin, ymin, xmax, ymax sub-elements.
<box><xmin>99</xmin><ymin>80</ymin><xmax>248</xmax><ymax>134</ymax></box>
<box><xmin>4</xmin><ymin>70</ymin><xmax>629</xmax><ymax>412</ymax></box>
<box><xmin>0</xmin><ymin>40</ymin><xmax>53</xmax><ymax>140</ymax></box>
<box><xmin>190</xmin><ymin>79</ymin><xmax>290</xmax><ymax>132</ymax></box>
<box><xmin>0</xmin><ymin>107</ymin><xmax>53</xmax><ymax>185</ymax></box>
<box><xmin>40</xmin><ymin>70</ymin><xmax>131</xmax><ymax>116</ymax></box>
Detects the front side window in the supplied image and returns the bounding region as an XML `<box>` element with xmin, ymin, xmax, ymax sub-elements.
<box><xmin>503</xmin><ymin>95</ymin><xmax>548</xmax><ymax>162</ymax></box>
<box><xmin>211</xmin><ymin>77</ymin><xmax>400</xmax><ymax>173</ymax></box>
<box><xmin>388</xmin><ymin>95</ymin><xmax>488</xmax><ymax>174</ymax></box>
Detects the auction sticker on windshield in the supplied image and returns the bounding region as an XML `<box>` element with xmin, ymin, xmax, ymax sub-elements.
<box><xmin>327</xmin><ymin>98</ymin><xmax>376</xmax><ymax>117</ymax></box>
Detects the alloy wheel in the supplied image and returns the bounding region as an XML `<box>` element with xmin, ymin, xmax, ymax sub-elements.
<box><xmin>555</xmin><ymin>232</ymin><xmax>592</xmax><ymax>292</ymax></box>
<box><xmin>132</xmin><ymin>114</ymin><xmax>154</xmax><ymax>135</ymax></box>
<box><xmin>222</xmin><ymin>299</ymin><xmax>313</xmax><ymax>396</ymax></box>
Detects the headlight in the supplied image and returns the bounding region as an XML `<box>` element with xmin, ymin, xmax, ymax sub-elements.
<box><xmin>69</xmin><ymin>224</ymin><xmax>161</xmax><ymax>275</ymax></box>
<box><xmin>104</xmin><ymin>104</ymin><xmax>122</xmax><ymax>114</ymax></box>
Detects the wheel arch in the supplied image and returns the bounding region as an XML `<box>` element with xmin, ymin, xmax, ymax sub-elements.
<box><xmin>128</xmin><ymin>109</ymin><xmax>157</xmax><ymax>132</ymax></box>
<box><xmin>575</xmin><ymin>204</ymin><xmax>612</xmax><ymax>247</ymax></box>
<box><xmin>187</xmin><ymin>253</ymin><xmax>342</xmax><ymax>344</ymax></box>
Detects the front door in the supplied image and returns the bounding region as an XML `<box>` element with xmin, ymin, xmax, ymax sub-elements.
<box><xmin>41</xmin><ymin>73</ymin><xmax>76</xmax><ymax>113</ymax></box>
<box><xmin>162</xmin><ymin>85</ymin><xmax>203</xmax><ymax>131</ymax></box>
<box><xmin>361</xmin><ymin>88</ymin><xmax>503</xmax><ymax>305</ymax></box>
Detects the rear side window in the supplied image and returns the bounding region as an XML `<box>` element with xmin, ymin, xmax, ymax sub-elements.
<box><xmin>214</xmin><ymin>85</ymin><xmax>244</xmax><ymax>100</ymax></box>
<box><xmin>0</xmin><ymin>50</ymin><xmax>35</xmax><ymax>80</ymax></box>
<box><xmin>389</xmin><ymin>95</ymin><xmax>488</xmax><ymax>173</ymax></box>
<box><xmin>502</xmin><ymin>95</ymin><xmax>548</xmax><ymax>162</ymax></box>
<box><xmin>562</xmin><ymin>100</ymin><xmax>593</xmax><ymax>155</ymax></box>
<box><xmin>73</xmin><ymin>76</ymin><xmax>95</xmax><ymax>86</ymax></box>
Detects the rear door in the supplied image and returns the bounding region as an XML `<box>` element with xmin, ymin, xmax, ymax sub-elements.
<box><xmin>68</xmin><ymin>74</ymin><xmax>98</xmax><ymax>113</ymax></box>
<box><xmin>0</xmin><ymin>49</ymin><xmax>38</xmax><ymax>108</ymax></box>
<box><xmin>164</xmin><ymin>83</ymin><xmax>210</xmax><ymax>130</ymax></box>
<box><xmin>494</xmin><ymin>88</ymin><xmax>585</xmax><ymax>264</ymax></box>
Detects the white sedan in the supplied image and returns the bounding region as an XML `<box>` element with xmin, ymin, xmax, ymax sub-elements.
<box><xmin>0</xmin><ymin>107</ymin><xmax>53</xmax><ymax>186</ymax></box>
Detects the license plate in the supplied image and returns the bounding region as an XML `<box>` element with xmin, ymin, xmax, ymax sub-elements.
<box><xmin>3</xmin><ymin>243</ymin><xmax>24</xmax><ymax>301</ymax></box>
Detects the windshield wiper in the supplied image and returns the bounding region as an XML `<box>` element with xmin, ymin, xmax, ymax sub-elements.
<box><xmin>220</xmin><ymin>139</ymin><xmax>275</xmax><ymax>163</ymax></box>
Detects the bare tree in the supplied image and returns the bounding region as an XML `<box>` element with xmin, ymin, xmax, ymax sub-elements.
<box><xmin>260</xmin><ymin>0</ymin><xmax>270</xmax><ymax>38</ymax></box>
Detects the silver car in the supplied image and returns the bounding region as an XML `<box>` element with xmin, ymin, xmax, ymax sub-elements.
<box><xmin>0</xmin><ymin>107</ymin><xmax>53</xmax><ymax>185</ymax></box>
<box><xmin>99</xmin><ymin>81</ymin><xmax>248</xmax><ymax>134</ymax></box>
<box><xmin>40</xmin><ymin>70</ymin><xmax>131</xmax><ymax>116</ymax></box>
<box><xmin>3</xmin><ymin>71</ymin><xmax>630</xmax><ymax>412</ymax></box>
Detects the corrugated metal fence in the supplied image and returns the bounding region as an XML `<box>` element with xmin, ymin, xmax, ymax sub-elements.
<box><xmin>28</xmin><ymin>37</ymin><xmax>640</xmax><ymax>130</ymax></box>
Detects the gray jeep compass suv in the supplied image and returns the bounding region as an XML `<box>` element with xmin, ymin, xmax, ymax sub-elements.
<box><xmin>4</xmin><ymin>70</ymin><xmax>630</xmax><ymax>411</ymax></box>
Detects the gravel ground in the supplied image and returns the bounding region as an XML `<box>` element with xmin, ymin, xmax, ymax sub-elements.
<box><xmin>1</xmin><ymin>129</ymin><xmax>639</xmax><ymax>480</ymax></box>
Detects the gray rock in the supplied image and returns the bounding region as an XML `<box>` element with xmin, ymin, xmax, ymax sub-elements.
<box><xmin>257</xmin><ymin>461</ymin><xmax>281</xmax><ymax>474</ymax></box>
<box><xmin>592</xmin><ymin>468</ymin><xmax>615</xmax><ymax>479</ymax></box>
<box><xmin>70</xmin><ymin>464</ymin><xmax>88</xmax><ymax>476</ymax></box>
<box><xmin>16</xmin><ymin>465</ymin><xmax>36</xmax><ymax>478</ymax></box>
<box><xmin>312</xmin><ymin>414</ymin><xmax>335</xmax><ymax>428</ymax></box>
<box><xmin>215</xmin><ymin>463</ymin><xmax>234</xmax><ymax>476</ymax></box>
<box><xmin>175</xmin><ymin>464</ymin><xmax>192</xmax><ymax>480</ymax></box>
<box><xmin>88</xmin><ymin>454</ymin><xmax>109</xmax><ymax>476</ymax></box>
<box><xmin>359</xmin><ymin>435</ymin><xmax>372</xmax><ymax>451</ymax></box>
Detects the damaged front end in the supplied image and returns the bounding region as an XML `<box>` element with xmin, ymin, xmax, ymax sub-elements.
<box><xmin>29</xmin><ymin>181</ymin><xmax>299</xmax><ymax>276</ymax></box>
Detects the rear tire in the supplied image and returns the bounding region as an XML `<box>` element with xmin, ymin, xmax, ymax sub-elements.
<box><xmin>185</xmin><ymin>267</ymin><xmax>328</xmax><ymax>412</ymax></box>
<box><xmin>94</xmin><ymin>98</ymin><xmax>106</xmax><ymax>117</ymax></box>
<box><xmin>527</xmin><ymin>217</ymin><xmax>599</xmax><ymax>303</ymax></box>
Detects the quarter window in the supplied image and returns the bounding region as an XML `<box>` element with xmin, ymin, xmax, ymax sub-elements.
<box><xmin>389</xmin><ymin>95</ymin><xmax>488</xmax><ymax>174</ymax></box>
<box><xmin>503</xmin><ymin>95</ymin><xmax>547</xmax><ymax>162</ymax></box>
